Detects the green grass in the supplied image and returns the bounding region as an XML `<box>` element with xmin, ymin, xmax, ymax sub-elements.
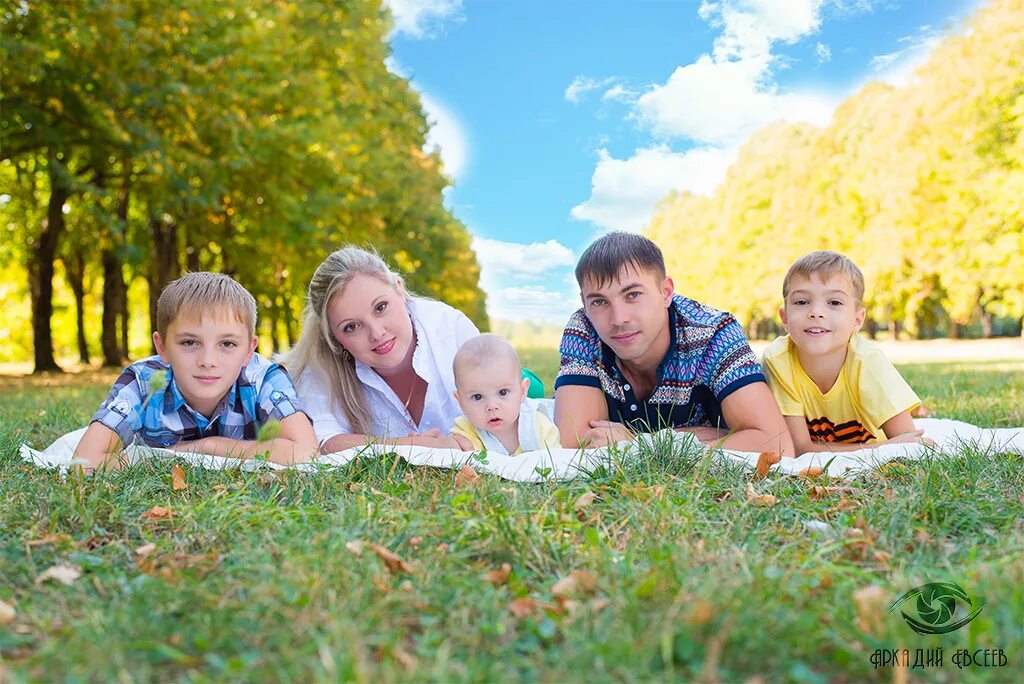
<box><xmin>1</xmin><ymin>359</ymin><xmax>1023</xmax><ymax>682</ymax></box>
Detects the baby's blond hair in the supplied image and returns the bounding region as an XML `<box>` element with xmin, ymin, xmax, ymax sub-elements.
<box><xmin>454</xmin><ymin>334</ymin><xmax>521</xmax><ymax>387</ymax></box>
<box><xmin>157</xmin><ymin>272</ymin><xmax>257</xmax><ymax>338</ymax></box>
<box><xmin>783</xmin><ymin>251</ymin><xmax>865</xmax><ymax>303</ymax></box>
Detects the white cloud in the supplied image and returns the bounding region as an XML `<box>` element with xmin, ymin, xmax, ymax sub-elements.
<box><xmin>602</xmin><ymin>85</ymin><xmax>638</xmax><ymax>103</ymax></box>
<box><xmin>420</xmin><ymin>94</ymin><xmax>468</xmax><ymax>181</ymax></box>
<box><xmin>385</xmin><ymin>0</ymin><xmax>463</xmax><ymax>39</ymax></box>
<box><xmin>565</xmin><ymin>76</ymin><xmax>616</xmax><ymax>103</ymax></box>
<box><xmin>870</xmin><ymin>25</ymin><xmax>944</xmax><ymax>86</ymax></box>
<box><xmin>486</xmin><ymin>285</ymin><xmax>581</xmax><ymax>322</ymax></box>
<box><xmin>470</xmin><ymin>237</ymin><xmax>578</xmax><ymax>321</ymax></box>
<box><xmin>815</xmin><ymin>42</ymin><xmax>832</xmax><ymax>62</ymax></box>
<box><xmin>472</xmin><ymin>237</ymin><xmax>575</xmax><ymax>285</ymax></box>
<box><xmin>570</xmin><ymin>145</ymin><xmax>738</xmax><ymax>231</ymax></box>
<box><xmin>635</xmin><ymin>0</ymin><xmax>836</xmax><ymax>144</ymax></box>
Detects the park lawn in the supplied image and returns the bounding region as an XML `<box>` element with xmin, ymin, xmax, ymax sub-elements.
<box><xmin>1</xmin><ymin>358</ymin><xmax>1022</xmax><ymax>682</ymax></box>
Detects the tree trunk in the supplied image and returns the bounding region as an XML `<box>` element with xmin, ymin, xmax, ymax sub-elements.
<box><xmin>63</xmin><ymin>250</ymin><xmax>90</xmax><ymax>364</ymax></box>
<box><xmin>863</xmin><ymin>318</ymin><xmax>877</xmax><ymax>340</ymax></box>
<box><xmin>980</xmin><ymin>308</ymin><xmax>994</xmax><ymax>338</ymax></box>
<box><xmin>119</xmin><ymin>271</ymin><xmax>129</xmax><ymax>359</ymax></box>
<box><xmin>30</xmin><ymin>152</ymin><xmax>70</xmax><ymax>373</ymax></box>
<box><xmin>148</xmin><ymin>215</ymin><xmax>180</xmax><ymax>346</ymax></box>
<box><xmin>283</xmin><ymin>297</ymin><xmax>296</xmax><ymax>348</ymax></box>
<box><xmin>101</xmin><ymin>249</ymin><xmax>124</xmax><ymax>366</ymax></box>
<box><xmin>949</xmin><ymin>321</ymin><xmax>960</xmax><ymax>339</ymax></box>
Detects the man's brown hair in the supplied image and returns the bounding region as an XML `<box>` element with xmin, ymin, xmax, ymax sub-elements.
<box><xmin>575</xmin><ymin>231</ymin><xmax>666</xmax><ymax>289</ymax></box>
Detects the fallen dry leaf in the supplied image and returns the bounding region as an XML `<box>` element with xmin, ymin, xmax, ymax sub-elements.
<box><xmin>135</xmin><ymin>552</ymin><xmax>220</xmax><ymax>581</ymax></box>
<box><xmin>872</xmin><ymin>550</ymin><xmax>892</xmax><ymax>566</ymax></box>
<box><xmin>754</xmin><ymin>451</ymin><xmax>781</xmax><ymax>479</ymax></box>
<box><xmin>0</xmin><ymin>599</ymin><xmax>15</xmax><ymax>624</ymax></box>
<box><xmin>551</xmin><ymin>570</ymin><xmax>598</xmax><ymax>599</ymax></box>
<box><xmin>830</xmin><ymin>495</ymin><xmax>860</xmax><ymax>513</ymax></box>
<box><xmin>435</xmin><ymin>543</ymin><xmax>450</xmax><ymax>553</ymax></box>
<box><xmin>798</xmin><ymin>466</ymin><xmax>823</xmax><ymax>478</ymax></box>
<box><xmin>25</xmin><ymin>534</ymin><xmax>70</xmax><ymax>548</ymax></box>
<box><xmin>573</xmin><ymin>491</ymin><xmax>596</xmax><ymax>511</ymax></box>
<box><xmin>483</xmin><ymin>563</ymin><xmax>512</xmax><ymax>586</ymax></box>
<box><xmin>408</xmin><ymin>536</ymin><xmax>423</xmax><ymax>548</ymax></box>
<box><xmin>171</xmin><ymin>465</ymin><xmax>188</xmax><ymax>491</ymax></box>
<box><xmin>853</xmin><ymin>585</ymin><xmax>888</xmax><ymax>636</ymax></box>
<box><xmin>35</xmin><ymin>563</ymin><xmax>81</xmax><ymax>586</ymax></box>
<box><xmin>371</xmin><ymin>544</ymin><xmax>414</xmax><ymax>574</ymax></box>
<box><xmin>713</xmin><ymin>490</ymin><xmax>732</xmax><ymax>503</ymax></box>
<box><xmin>507</xmin><ymin>597</ymin><xmax>536</xmax><ymax>618</ymax></box>
<box><xmin>345</xmin><ymin>482</ymin><xmax>363</xmax><ymax>493</ymax></box>
<box><xmin>392</xmin><ymin>644</ymin><xmax>418</xmax><ymax>670</ymax></box>
<box><xmin>345</xmin><ymin>540</ymin><xmax>366</xmax><ymax>556</ymax></box>
<box><xmin>134</xmin><ymin>543</ymin><xmax>157</xmax><ymax>557</ymax></box>
<box><xmin>212</xmin><ymin>484</ymin><xmax>229</xmax><ymax>494</ymax></box>
<box><xmin>140</xmin><ymin>506</ymin><xmax>174</xmax><ymax>521</ymax></box>
<box><xmin>455</xmin><ymin>465</ymin><xmax>481</xmax><ymax>487</ymax></box>
<box><xmin>686</xmin><ymin>599</ymin><xmax>715</xmax><ymax>626</ymax></box>
<box><xmin>745</xmin><ymin>482</ymin><xmax>778</xmax><ymax>507</ymax></box>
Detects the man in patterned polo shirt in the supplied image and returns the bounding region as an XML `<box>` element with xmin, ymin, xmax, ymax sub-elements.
<box><xmin>554</xmin><ymin>231</ymin><xmax>793</xmax><ymax>455</ymax></box>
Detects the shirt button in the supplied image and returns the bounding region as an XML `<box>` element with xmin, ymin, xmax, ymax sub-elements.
<box><xmin>623</xmin><ymin>384</ymin><xmax>631</xmax><ymax>391</ymax></box>
<box><xmin>630</xmin><ymin>404</ymin><xmax>638</xmax><ymax>411</ymax></box>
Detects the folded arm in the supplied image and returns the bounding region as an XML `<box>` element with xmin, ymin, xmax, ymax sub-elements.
<box><xmin>171</xmin><ymin>413</ymin><xmax>319</xmax><ymax>465</ymax></box>
<box><xmin>72</xmin><ymin>422</ymin><xmax>127</xmax><ymax>472</ymax></box>
<box><xmin>711</xmin><ymin>382</ymin><xmax>795</xmax><ymax>456</ymax></box>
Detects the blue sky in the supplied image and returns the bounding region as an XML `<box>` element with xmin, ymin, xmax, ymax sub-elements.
<box><xmin>385</xmin><ymin>0</ymin><xmax>980</xmax><ymax>323</ymax></box>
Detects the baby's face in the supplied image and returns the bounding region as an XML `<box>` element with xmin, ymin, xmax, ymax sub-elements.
<box><xmin>455</xmin><ymin>362</ymin><xmax>528</xmax><ymax>434</ymax></box>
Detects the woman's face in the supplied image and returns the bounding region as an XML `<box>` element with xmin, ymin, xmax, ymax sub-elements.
<box><xmin>326</xmin><ymin>274</ymin><xmax>414</xmax><ymax>374</ymax></box>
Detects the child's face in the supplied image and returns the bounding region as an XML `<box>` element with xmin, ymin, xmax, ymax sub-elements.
<box><xmin>780</xmin><ymin>273</ymin><xmax>866</xmax><ymax>356</ymax></box>
<box><xmin>326</xmin><ymin>274</ymin><xmax>413</xmax><ymax>375</ymax></box>
<box><xmin>153</xmin><ymin>313</ymin><xmax>258</xmax><ymax>416</ymax></box>
<box><xmin>455</xmin><ymin>361</ymin><xmax>530</xmax><ymax>435</ymax></box>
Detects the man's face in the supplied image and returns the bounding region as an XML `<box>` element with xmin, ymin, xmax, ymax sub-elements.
<box><xmin>580</xmin><ymin>264</ymin><xmax>674</xmax><ymax>367</ymax></box>
<box><xmin>153</xmin><ymin>313</ymin><xmax>258</xmax><ymax>417</ymax></box>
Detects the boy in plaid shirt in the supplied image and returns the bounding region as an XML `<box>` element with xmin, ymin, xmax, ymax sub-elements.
<box><xmin>74</xmin><ymin>272</ymin><xmax>317</xmax><ymax>470</ymax></box>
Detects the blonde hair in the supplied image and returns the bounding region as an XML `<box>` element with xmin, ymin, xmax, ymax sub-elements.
<box><xmin>453</xmin><ymin>334</ymin><xmax>521</xmax><ymax>388</ymax></box>
<box><xmin>783</xmin><ymin>251</ymin><xmax>865</xmax><ymax>303</ymax></box>
<box><xmin>157</xmin><ymin>272</ymin><xmax>257</xmax><ymax>338</ymax></box>
<box><xmin>280</xmin><ymin>246</ymin><xmax>407</xmax><ymax>435</ymax></box>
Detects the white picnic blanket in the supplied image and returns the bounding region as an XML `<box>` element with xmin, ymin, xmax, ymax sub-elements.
<box><xmin>18</xmin><ymin>414</ymin><xmax>1024</xmax><ymax>482</ymax></box>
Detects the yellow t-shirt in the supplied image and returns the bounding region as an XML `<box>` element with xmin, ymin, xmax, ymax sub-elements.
<box><xmin>762</xmin><ymin>334</ymin><xmax>920</xmax><ymax>444</ymax></box>
<box><xmin>451</xmin><ymin>407</ymin><xmax>561</xmax><ymax>455</ymax></box>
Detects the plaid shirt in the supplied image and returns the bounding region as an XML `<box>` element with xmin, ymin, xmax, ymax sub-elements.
<box><xmin>554</xmin><ymin>294</ymin><xmax>765</xmax><ymax>431</ymax></box>
<box><xmin>92</xmin><ymin>353</ymin><xmax>305</xmax><ymax>448</ymax></box>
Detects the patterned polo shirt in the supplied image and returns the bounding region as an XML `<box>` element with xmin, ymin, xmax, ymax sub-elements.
<box><xmin>91</xmin><ymin>353</ymin><xmax>306</xmax><ymax>448</ymax></box>
<box><xmin>554</xmin><ymin>294</ymin><xmax>766</xmax><ymax>431</ymax></box>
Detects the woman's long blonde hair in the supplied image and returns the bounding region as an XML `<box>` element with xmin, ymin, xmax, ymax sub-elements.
<box><xmin>281</xmin><ymin>246</ymin><xmax>406</xmax><ymax>435</ymax></box>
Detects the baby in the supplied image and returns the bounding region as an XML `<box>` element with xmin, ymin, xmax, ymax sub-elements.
<box><xmin>450</xmin><ymin>334</ymin><xmax>561</xmax><ymax>455</ymax></box>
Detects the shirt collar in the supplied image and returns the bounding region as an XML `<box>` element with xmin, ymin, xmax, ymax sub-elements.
<box><xmin>164</xmin><ymin>367</ymin><xmax>237</xmax><ymax>423</ymax></box>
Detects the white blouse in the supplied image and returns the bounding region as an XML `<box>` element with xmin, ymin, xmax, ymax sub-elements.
<box><xmin>297</xmin><ymin>298</ymin><xmax>480</xmax><ymax>445</ymax></box>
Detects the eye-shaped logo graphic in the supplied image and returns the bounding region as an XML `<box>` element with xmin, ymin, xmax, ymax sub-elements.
<box><xmin>889</xmin><ymin>582</ymin><xmax>985</xmax><ymax>635</ymax></box>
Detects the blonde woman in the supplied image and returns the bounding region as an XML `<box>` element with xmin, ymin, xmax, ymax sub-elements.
<box><xmin>283</xmin><ymin>246</ymin><xmax>479</xmax><ymax>453</ymax></box>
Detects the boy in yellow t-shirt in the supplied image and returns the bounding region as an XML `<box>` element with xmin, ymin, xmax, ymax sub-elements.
<box><xmin>762</xmin><ymin>251</ymin><xmax>932</xmax><ymax>455</ymax></box>
<box><xmin>450</xmin><ymin>334</ymin><xmax>561</xmax><ymax>455</ymax></box>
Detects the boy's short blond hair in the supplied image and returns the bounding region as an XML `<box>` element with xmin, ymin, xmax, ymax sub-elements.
<box><xmin>157</xmin><ymin>272</ymin><xmax>257</xmax><ymax>338</ymax></box>
<box><xmin>783</xmin><ymin>251</ymin><xmax>865</xmax><ymax>303</ymax></box>
<box><xmin>454</xmin><ymin>334</ymin><xmax>521</xmax><ymax>386</ymax></box>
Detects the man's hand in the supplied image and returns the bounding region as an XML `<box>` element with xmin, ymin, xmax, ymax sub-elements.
<box><xmin>169</xmin><ymin>438</ymin><xmax>212</xmax><ymax>453</ymax></box>
<box><xmin>584</xmin><ymin>420</ymin><xmax>635</xmax><ymax>448</ymax></box>
<box><xmin>676</xmin><ymin>426</ymin><xmax>730</xmax><ymax>443</ymax></box>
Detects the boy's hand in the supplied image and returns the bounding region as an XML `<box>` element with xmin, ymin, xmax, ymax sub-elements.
<box><xmin>886</xmin><ymin>429</ymin><xmax>935</xmax><ymax>447</ymax></box>
<box><xmin>169</xmin><ymin>438</ymin><xmax>212</xmax><ymax>453</ymax></box>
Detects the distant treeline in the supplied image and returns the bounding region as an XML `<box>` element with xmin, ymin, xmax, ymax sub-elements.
<box><xmin>1</xmin><ymin>0</ymin><xmax>488</xmax><ymax>371</ymax></box>
<box><xmin>647</xmin><ymin>0</ymin><xmax>1023</xmax><ymax>340</ymax></box>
